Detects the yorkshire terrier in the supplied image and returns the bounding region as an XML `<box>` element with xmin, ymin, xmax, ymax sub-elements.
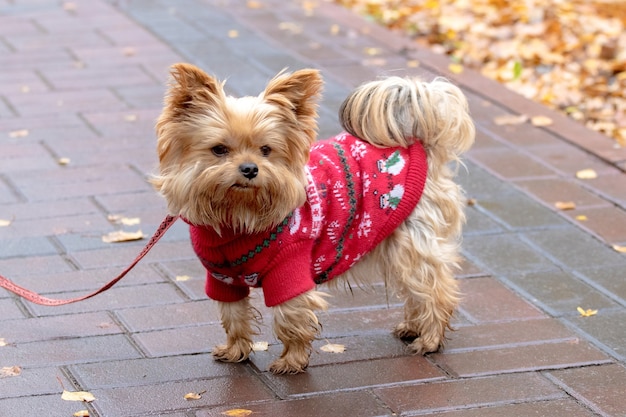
<box><xmin>152</xmin><ymin>63</ymin><xmax>475</xmax><ymax>374</ymax></box>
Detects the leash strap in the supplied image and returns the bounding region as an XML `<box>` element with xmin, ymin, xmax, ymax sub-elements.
<box><xmin>0</xmin><ymin>215</ymin><xmax>179</xmax><ymax>306</ymax></box>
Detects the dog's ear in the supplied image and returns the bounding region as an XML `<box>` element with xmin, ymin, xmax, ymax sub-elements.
<box><xmin>165</xmin><ymin>63</ymin><xmax>225</xmax><ymax>114</ymax></box>
<box><xmin>262</xmin><ymin>69</ymin><xmax>323</xmax><ymax>119</ymax></box>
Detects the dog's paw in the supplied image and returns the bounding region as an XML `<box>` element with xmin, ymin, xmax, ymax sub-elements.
<box><xmin>393</xmin><ymin>322</ymin><xmax>419</xmax><ymax>340</ymax></box>
<box><xmin>268</xmin><ymin>356</ymin><xmax>309</xmax><ymax>375</ymax></box>
<box><xmin>212</xmin><ymin>342</ymin><xmax>251</xmax><ymax>363</ymax></box>
<box><xmin>407</xmin><ymin>337</ymin><xmax>441</xmax><ymax>355</ymax></box>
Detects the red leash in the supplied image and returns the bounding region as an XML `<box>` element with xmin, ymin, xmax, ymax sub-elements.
<box><xmin>0</xmin><ymin>215</ymin><xmax>179</xmax><ymax>306</ymax></box>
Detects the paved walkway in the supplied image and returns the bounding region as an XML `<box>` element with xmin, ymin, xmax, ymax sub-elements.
<box><xmin>1</xmin><ymin>1</ymin><xmax>626</xmax><ymax>416</ymax></box>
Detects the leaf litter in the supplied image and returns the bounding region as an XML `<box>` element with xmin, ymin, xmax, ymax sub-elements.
<box><xmin>335</xmin><ymin>0</ymin><xmax>626</xmax><ymax>147</ymax></box>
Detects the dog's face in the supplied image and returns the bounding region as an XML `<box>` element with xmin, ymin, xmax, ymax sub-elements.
<box><xmin>153</xmin><ymin>64</ymin><xmax>323</xmax><ymax>233</ymax></box>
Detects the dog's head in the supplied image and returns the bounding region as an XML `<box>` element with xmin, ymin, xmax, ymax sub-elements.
<box><xmin>152</xmin><ymin>64</ymin><xmax>323</xmax><ymax>234</ymax></box>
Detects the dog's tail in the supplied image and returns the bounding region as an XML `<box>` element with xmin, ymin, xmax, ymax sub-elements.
<box><xmin>339</xmin><ymin>76</ymin><xmax>475</xmax><ymax>164</ymax></box>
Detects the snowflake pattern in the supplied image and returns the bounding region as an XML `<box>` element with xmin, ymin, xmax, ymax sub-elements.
<box><xmin>357</xmin><ymin>212</ymin><xmax>372</xmax><ymax>238</ymax></box>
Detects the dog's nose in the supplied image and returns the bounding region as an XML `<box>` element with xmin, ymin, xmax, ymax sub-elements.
<box><xmin>239</xmin><ymin>163</ymin><xmax>258</xmax><ymax>180</ymax></box>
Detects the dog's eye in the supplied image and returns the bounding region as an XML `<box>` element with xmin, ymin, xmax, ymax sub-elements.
<box><xmin>211</xmin><ymin>145</ymin><xmax>229</xmax><ymax>157</ymax></box>
<box><xmin>260</xmin><ymin>145</ymin><xmax>272</xmax><ymax>157</ymax></box>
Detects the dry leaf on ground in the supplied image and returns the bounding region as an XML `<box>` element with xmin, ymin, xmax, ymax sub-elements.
<box><xmin>0</xmin><ymin>219</ymin><xmax>12</xmax><ymax>227</ymax></box>
<box><xmin>575</xmin><ymin>169</ymin><xmax>598</xmax><ymax>179</ymax></box>
<box><xmin>61</xmin><ymin>390</ymin><xmax>96</xmax><ymax>403</ymax></box>
<box><xmin>554</xmin><ymin>201</ymin><xmax>576</xmax><ymax>210</ymax></box>
<box><xmin>184</xmin><ymin>390</ymin><xmax>206</xmax><ymax>401</ymax></box>
<box><xmin>493</xmin><ymin>114</ymin><xmax>529</xmax><ymax>126</ymax></box>
<box><xmin>175</xmin><ymin>275</ymin><xmax>191</xmax><ymax>282</ymax></box>
<box><xmin>0</xmin><ymin>366</ymin><xmax>21</xmax><ymax>378</ymax></box>
<box><xmin>222</xmin><ymin>409</ymin><xmax>253</xmax><ymax>417</ymax></box>
<box><xmin>0</xmin><ymin>338</ymin><xmax>8</xmax><ymax>347</ymax></box>
<box><xmin>73</xmin><ymin>411</ymin><xmax>90</xmax><ymax>417</ymax></box>
<box><xmin>320</xmin><ymin>342</ymin><xmax>346</xmax><ymax>353</ymax></box>
<box><xmin>101</xmin><ymin>230</ymin><xmax>144</xmax><ymax>243</ymax></box>
<box><xmin>577</xmin><ymin>307</ymin><xmax>598</xmax><ymax>317</ymax></box>
<box><xmin>8</xmin><ymin>129</ymin><xmax>29</xmax><ymax>138</ymax></box>
<box><xmin>252</xmin><ymin>341</ymin><xmax>269</xmax><ymax>352</ymax></box>
<box><xmin>530</xmin><ymin>115</ymin><xmax>553</xmax><ymax>127</ymax></box>
<box><xmin>612</xmin><ymin>245</ymin><xmax>626</xmax><ymax>253</ymax></box>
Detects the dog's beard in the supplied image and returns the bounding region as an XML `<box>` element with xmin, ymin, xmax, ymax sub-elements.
<box><xmin>156</xmin><ymin>160</ymin><xmax>306</xmax><ymax>235</ymax></box>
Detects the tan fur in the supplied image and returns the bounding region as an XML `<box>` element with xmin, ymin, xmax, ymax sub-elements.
<box><xmin>154</xmin><ymin>64</ymin><xmax>475</xmax><ymax>374</ymax></box>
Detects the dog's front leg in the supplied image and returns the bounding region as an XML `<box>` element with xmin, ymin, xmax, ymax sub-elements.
<box><xmin>212</xmin><ymin>298</ymin><xmax>258</xmax><ymax>363</ymax></box>
<box><xmin>269</xmin><ymin>290</ymin><xmax>329</xmax><ymax>374</ymax></box>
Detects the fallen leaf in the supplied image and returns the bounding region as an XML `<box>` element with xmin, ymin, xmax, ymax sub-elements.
<box><xmin>467</xmin><ymin>198</ymin><xmax>477</xmax><ymax>206</ymax></box>
<box><xmin>20</xmin><ymin>85</ymin><xmax>30</xmax><ymax>93</ymax></box>
<box><xmin>57</xmin><ymin>157</ymin><xmax>71</xmax><ymax>166</ymax></box>
<box><xmin>0</xmin><ymin>338</ymin><xmax>7</xmax><ymax>346</ymax></box>
<box><xmin>8</xmin><ymin>129</ymin><xmax>29</xmax><ymax>138</ymax></box>
<box><xmin>320</xmin><ymin>342</ymin><xmax>346</xmax><ymax>353</ymax></box>
<box><xmin>252</xmin><ymin>341</ymin><xmax>269</xmax><ymax>351</ymax></box>
<box><xmin>176</xmin><ymin>275</ymin><xmax>191</xmax><ymax>282</ymax></box>
<box><xmin>62</xmin><ymin>2</ymin><xmax>77</xmax><ymax>11</ymax></box>
<box><xmin>448</xmin><ymin>63</ymin><xmax>464</xmax><ymax>74</ymax></box>
<box><xmin>0</xmin><ymin>366</ymin><xmax>21</xmax><ymax>378</ymax></box>
<box><xmin>576</xmin><ymin>169</ymin><xmax>598</xmax><ymax>179</ymax></box>
<box><xmin>246</xmin><ymin>0</ymin><xmax>262</xmax><ymax>8</ymax></box>
<box><xmin>577</xmin><ymin>307</ymin><xmax>598</xmax><ymax>317</ymax></box>
<box><xmin>575</xmin><ymin>215</ymin><xmax>588</xmax><ymax>221</ymax></box>
<box><xmin>554</xmin><ymin>201</ymin><xmax>576</xmax><ymax>211</ymax></box>
<box><xmin>121</xmin><ymin>47</ymin><xmax>136</xmax><ymax>56</ymax></box>
<box><xmin>406</xmin><ymin>59</ymin><xmax>420</xmax><ymax>68</ymax></box>
<box><xmin>278</xmin><ymin>22</ymin><xmax>302</xmax><ymax>34</ymax></box>
<box><xmin>222</xmin><ymin>409</ymin><xmax>253</xmax><ymax>417</ymax></box>
<box><xmin>530</xmin><ymin>115</ymin><xmax>553</xmax><ymax>126</ymax></box>
<box><xmin>123</xmin><ymin>114</ymin><xmax>137</xmax><ymax>122</ymax></box>
<box><xmin>0</xmin><ymin>219</ymin><xmax>12</xmax><ymax>227</ymax></box>
<box><xmin>101</xmin><ymin>230</ymin><xmax>144</xmax><ymax>243</ymax></box>
<box><xmin>493</xmin><ymin>114</ymin><xmax>528</xmax><ymax>126</ymax></box>
<box><xmin>330</xmin><ymin>24</ymin><xmax>340</xmax><ymax>35</ymax></box>
<box><xmin>228</xmin><ymin>30</ymin><xmax>239</xmax><ymax>38</ymax></box>
<box><xmin>612</xmin><ymin>245</ymin><xmax>626</xmax><ymax>253</ymax></box>
<box><xmin>184</xmin><ymin>390</ymin><xmax>206</xmax><ymax>401</ymax></box>
<box><xmin>107</xmin><ymin>215</ymin><xmax>141</xmax><ymax>226</ymax></box>
<box><xmin>61</xmin><ymin>390</ymin><xmax>96</xmax><ymax>403</ymax></box>
<box><xmin>73</xmin><ymin>411</ymin><xmax>89</xmax><ymax>417</ymax></box>
<box><xmin>364</xmin><ymin>47</ymin><xmax>382</xmax><ymax>56</ymax></box>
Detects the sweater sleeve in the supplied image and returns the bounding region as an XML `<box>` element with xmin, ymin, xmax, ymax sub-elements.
<box><xmin>205</xmin><ymin>271</ymin><xmax>250</xmax><ymax>303</ymax></box>
<box><xmin>260</xmin><ymin>240</ymin><xmax>316</xmax><ymax>307</ymax></box>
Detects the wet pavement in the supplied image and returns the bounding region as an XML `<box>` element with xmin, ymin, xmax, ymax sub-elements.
<box><xmin>1</xmin><ymin>0</ymin><xmax>626</xmax><ymax>416</ymax></box>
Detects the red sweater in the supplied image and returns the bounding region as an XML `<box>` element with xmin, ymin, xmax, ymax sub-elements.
<box><xmin>188</xmin><ymin>133</ymin><xmax>428</xmax><ymax>307</ymax></box>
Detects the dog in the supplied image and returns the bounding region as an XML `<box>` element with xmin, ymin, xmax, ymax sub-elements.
<box><xmin>152</xmin><ymin>63</ymin><xmax>475</xmax><ymax>374</ymax></box>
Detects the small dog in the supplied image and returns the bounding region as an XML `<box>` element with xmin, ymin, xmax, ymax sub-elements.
<box><xmin>153</xmin><ymin>63</ymin><xmax>475</xmax><ymax>374</ymax></box>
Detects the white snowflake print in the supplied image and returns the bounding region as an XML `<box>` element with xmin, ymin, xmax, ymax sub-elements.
<box><xmin>357</xmin><ymin>212</ymin><xmax>372</xmax><ymax>238</ymax></box>
<box><xmin>327</xmin><ymin>220</ymin><xmax>341</xmax><ymax>244</ymax></box>
<box><xmin>350</xmin><ymin>140</ymin><xmax>367</xmax><ymax>160</ymax></box>
<box><xmin>289</xmin><ymin>208</ymin><xmax>302</xmax><ymax>235</ymax></box>
<box><xmin>313</xmin><ymin>254</ymin><xmax>327</xmax><ymax>275</ymax></box>
<box><xmin>350</xmin><ymin>253</ymin><xmax>364</xmax><ymax>267</ymax></box>
<box><xmin>361</xmin><ymin>172</ymin><xmax>371</xmax><ymax>196</ymax></box>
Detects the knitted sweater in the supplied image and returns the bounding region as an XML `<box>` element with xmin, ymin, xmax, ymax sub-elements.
<box><xmin>188</xmin><ymin>133</ymin><xmax>428</xmax><ymax>307</ymax></box>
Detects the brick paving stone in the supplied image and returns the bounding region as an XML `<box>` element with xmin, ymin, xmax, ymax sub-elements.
<box><xmin>115</xmin><ymin>299</ymin><xmax>220</xmax><ymax>332</ymax></box>
<box><xmin>547</xmin><ymin>363</ymin><xmax>626</xmax><ymax>416</ymax></box>
<box><xmin>0</xmin><ymin>366</ymin><xmax>74</xmax><ymax>399</ymax></box>
<box><xmin>0</xmin><ymin>236</ymin><xmax>58</xmax><ymax>259</ymax></box>
<box><xmin>131</xmin><ymin>323</ymin><xmax>226</xmax><ymax>358</ymax></box>
<box><xmin>198</xmin><ymin>391</ymin><xmax>393</xmax><ymax>417</ymax></box>
<box><xmin>506</xmin><ymin>270</ymin><xmax>619</xmax><ymax>317</ymax></box>
<box><xmin>431</xmin><ymin>340</ymin><xmax>610</xmax><ymax>377</ymax></box>
<box><xmin>91</xmin><ymin>376</ymin><xmax>275</xmax><ymax>417</ymax></box>
<box><xmin>0</xmin><ymin>254</ymin><xmax>74</xmax><ymax>277</ymax></box>
<box><xmin>0</xmin><ymin>395</ymin><xmax>83</xmax><ymax>417</ymax></box>
<box><xmin>469</xmin><ymin>147</ymin><xmax>556</xmax><ymax>180</ymax></box>
<box><xmin>265</xmin><ymin>356</ymin><xmax>445</xmax><ymax>398</ymax></box>
<box><xmin>0</xmin><ymin>298</ymin><xmax>25</xmax><ymax>319</ymax></box>
<box><xmin>375</xmin><ymin>373</ymin><xmax>566</xmax><ymax>415</ymax></box>
<box><xmin>1</xmin><ymin>311</ymin><xmax>122</xmax><ymax>344</ymax></box>
<box><xmin>515</xmin><ymin>177</ymin><xmax>609</xmax><ymax>209</ymax></box>
<box><xmin>577</xmin><ymin>265</ymin><xmax>626</xmax><ymax>304</ymax></box>
<box><xmin>7</xmin><ymin>89</ymin><xmax>126</xmax><ymax>117</ymax></box>
<box><xmin>418</xmin><ymin>399</ymin><xmax>597</xmax><ymax>417</ymax></box>
<box><xmin>69</xmin><ymin>354</ymin><xmax>249</xmax><ymax>389</ymax></box>
<box><xmin>567</xmin><ymin>310</ymin><xmax>626</xmax><ymax>360</ymax></box>
<box><xmin>457</xmin><ymin>277</ymin><xmax>545</xmax><ymax>323</ymax></box>
<box><xmin>563</xmin><ymin>205</ymin><xmax>626</xmax><ymax>244</ymax></box>
<box><xmin>1</xmin><ymin>334</ymin><xmax>141</xmax><ymax>367</ymax></box>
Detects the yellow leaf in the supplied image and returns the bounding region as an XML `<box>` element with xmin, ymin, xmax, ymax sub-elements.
<box><xmin>61</xmin><ymin>390</ymin><xmax>96</xmax><ymax>402</ymax></box>
<box><xmin>101</xmin><ymin>230</ymin><xmax>144</xmax><ymax>243</ymax></box>
<box><xmin>364</xmin><ymin>47</ymin><xmax>382</xmax><ymax>56</ymax></box>
<box><xmin>175</xmin><ymin>275</ymin><xmax>191</xmax><ymax>282</ymax></box>
<box><xmin>57</xmin><ymin>157</ymin><xmax>71</xmax><ymax>166</ymax></box>
<box><xmin>123</xmin><ymin>114</ymin><xmax>137</xmax><ymax>122</ymax></box>
<box><xmin>448</xmin><ymin>63</ymin><xmax>463</xmax><ymax>74</ymax></box>
<box><xmin>8</xmin><ymin>129</ymin><xmax>29</xmax><ymax>138</ymax></box>
<box><xmin>577</xmin><ymin>307</ymin><xmax>598</xmax><ymax>317</ymax></box>
<box><xmin>228</xmin><ymin>30</ymin><xmax>239</xmax><ymax>38</ymax></box>
<box><xmin>107</xmin><ymin>214</ymin><xmax>141</xmax><ymax>226</ymax></box>
<box><xmin>73</xmin><ymin>411</ymin><xmax>89</xmax><ymax>417</ymax></box>
<box><xmin>613</xmin><ymin>245</ymin><xmax>626</xmax><ymax>253</ymax></box>
<box><xmin>0</xmin><ymin>219</ymin><xmax>12</xmax><ymax>227</ymax></box>
<box><xmin>406</xmin><ymin>59</ymin><xmax>420</xmax><ymax>68</ymax></box>
<box><xmin>0</xmin><ymin>366</ymin><xmax>21</xmax><ymax>378</ymax></box>
<box><xmin>184</xmin><ymin>390</ymin><xmax>206</xmax><ymax>401</ymax></box>
<box><xmin>246</xmin><ymin>0</ymin><xmax>262</xmax><ymax>9</ymax></box>
<box><xmin>330</xmin><ymin>24</ymin><xmax>340</xmax><ymax>35</ymax></box>
<box><xmin>0</xmin><ymin>338</ymin><xmax>7</xmax><ymax>346</ymax></box>
<box><xmin>20</xmin><ymin>85</ymin><xmax>30</xmax><ymax>93</ymax></box>
<box><xmin>493</xmin><ymin>114</ymin><xmax>528</xmax><ymax>126</ymax></box>
<box><xmin>554</xmin><ymin>201</ymin><xmax>576</xmax><ymax>211</ymax></box>
<box><xmin>575</xmin><ymin>215</ymin><xmax>588</xmax><ymax>221</ymax></box>
<box><xmin>222</xmin><ymin>409</ymin><xmax>253</xmax><ymax>417</ymax></box>
<box><xmin>320</xmin><ymin>343</ymin><xmax>345</xmax><ymax>353</ymax></box>
<box><xmin>576</xmin><ymin>169</ymin><xmax>598</xmax><ymax>180</ymax></box>
<box><xmin>252</xmin><ymin>341</ymin><xmax>269</xmax><ymax>351</ymax></box>
<box><xmin>122</xmin><ymin>47</ymin><xmax>136</xmax><ymax>56</ymax></box>
<box><xmin>530</xmin><ymin>115</ymin><xmax>553</xmax><ymax>127</ymax></box>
